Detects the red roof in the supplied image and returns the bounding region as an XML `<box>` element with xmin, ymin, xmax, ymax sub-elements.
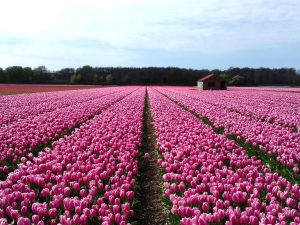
<box><xmin>199</xmin><ymin>74</ymin><xmax>215</xmax><ymax>81</ymax></box>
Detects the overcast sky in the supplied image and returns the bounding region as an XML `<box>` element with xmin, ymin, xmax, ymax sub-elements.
<box><xmin>0</xmin><ymin>0</ymin><xmax>299</xmax><ymax>70</ymax></box>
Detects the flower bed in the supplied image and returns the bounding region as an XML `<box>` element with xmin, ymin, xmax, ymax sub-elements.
<box><xmin>157</xmin><ymin>87</ymin><xmax>300</xmax><ymax>173</ymax></box>
<box><xmin>0</xmin><ymin>88</ymin><xmax>145</xmax><ymax>225</ymax></box>
<box><xmin>0</xmin><ymin>87</ymin><xmax>136</xmax><ymax>177</ymax></box>
<box><xmin>148</xmin><ymin>88</ymin><xmax>300</xmax><ymax>224</ymax></box>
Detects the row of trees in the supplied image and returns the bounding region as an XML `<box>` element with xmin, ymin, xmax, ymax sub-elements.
<box><xmin>0</xmin><ymin>66</ymin><xmax>49</xmax><ymax>84</ymax></box>
<box><xmin>0</xmin><ymin>65</ymin><xmax>299</xmax><ymax>86</ymax></box>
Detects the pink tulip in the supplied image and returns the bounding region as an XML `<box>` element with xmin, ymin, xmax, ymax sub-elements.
<box><xmin>17</xmin><ymin>217</ymin><xmax>30</xmax><ymax>225</ymax></box>
<box><xmin>64</xmin><ymin>187</ymin><xmax>71</xmax><ymax>196</ymax></box>
<box><xmin>48</xmin><ymin>208</ymin><xmax>57</xmax><ymax>218</ymax></box>
<box><xmin>32</xmin><ymin>215</ymin><xmax>39</xmax><ymax>224</ymax></box>
<box><xmin>126</xmin><ymin>191</ymin><xmax>134</xmax><ymax>201</ymax></box>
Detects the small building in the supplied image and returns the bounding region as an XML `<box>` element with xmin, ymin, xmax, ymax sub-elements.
<box><xmin>197</xmin><ymin>74</ymin><xmax>227</xmax><ymax>90</ymax></box>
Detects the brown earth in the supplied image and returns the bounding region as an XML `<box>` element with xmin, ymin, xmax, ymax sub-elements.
<box><xmin>133</xmin><ymin>90</ymin><xmax>170</xmax><ymax>225</ymax></box>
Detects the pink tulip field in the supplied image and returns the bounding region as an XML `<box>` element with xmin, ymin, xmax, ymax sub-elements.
<box><xmin>154</xmin><ymin>87</ymin><xmax>300</xmax><ymax>175</ymax></box>
<box><xmin>0</xmin><ymin>86</ymin><xmax>300</xmax><ymax>224</ymax></box>
<box><xmin>0</xmin><ymin>87</ymin><xmax>136</xmax><ymax>178</ymax></box>
<box><xmin>0</xmin><ymin>84</ymin><xmax>99</xmax><ymax>96</ymax></box>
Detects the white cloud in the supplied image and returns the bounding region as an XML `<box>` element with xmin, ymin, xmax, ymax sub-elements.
<box><xmin>0</xmin><ymin>0</ymin><xmax>299</xmax><ymax>69</ymax></box>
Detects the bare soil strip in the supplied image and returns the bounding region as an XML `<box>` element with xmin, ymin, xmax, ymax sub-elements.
<box><xmin>133</xmin><ymin>89</ymin><xmax>169</xmax><ymax>225</ymax></box>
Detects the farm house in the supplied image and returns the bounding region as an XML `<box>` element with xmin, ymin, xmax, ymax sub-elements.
<box><xmin>197</xmin><ymin>73</ymin><xmax>227</xmax><ymax>90</ymax></box>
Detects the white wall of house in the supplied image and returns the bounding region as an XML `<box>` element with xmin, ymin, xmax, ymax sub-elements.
<box><xmin>197</xmin><ymin>81</ymin><xmax>203</xmax><ymax>90</ymax></box>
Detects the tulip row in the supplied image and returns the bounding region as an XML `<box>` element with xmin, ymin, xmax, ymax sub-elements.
<box><xmin>229</xmin><ymin>86</ymin><xmax>300</xmax><ymax>93</ymax></box>
<box><xmin>0</xmin><ymin>84</ymin><xmax>98</xmax><ymax>96</ymax></box>
<box><xmin>148</xmin><ymin>88</ymin><xmax>300</xmax><ymax>224</ymax></box>
<box><xmin>216</xmin><ymin>88</ymin><xmax>300</xmax><ymax>131</ymax></box>
<box><xmin>0</xmin><ymin>87</ymin><xmax>136</xmax><ymax>177</ymax></box>
<box><xmin>0</xmin><ymin>88</ymin><xmax>94</xmax><ymax>110</ymax></box>
<box><xmin>0</xmin><ymin>88</ymin><xmax>119</xmax><ymax>127</ymax></box>
<box><xmin>166</xmin><ymin>87</ymin><xmax>300</xmax><ymax>132</ymax></box>
<box><xmin>156</xmin><ymin>87</ymin><xmax>300</xmax><ymax>173</ymax></box>
<box><xmin>0</xmin><ymin>87</ymin><xmax>145</xmax><ymax>225</ymax></box>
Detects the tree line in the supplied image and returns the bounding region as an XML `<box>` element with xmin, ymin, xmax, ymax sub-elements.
<box><xmin>0</xmin><ymin>65</ymin><xmax>299</xmax><ymax>86</ymax></box>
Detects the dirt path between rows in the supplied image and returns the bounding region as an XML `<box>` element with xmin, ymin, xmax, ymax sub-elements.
<box><xmin>133</xmin><ymin>89</ymin><xmax>169</xmax><ymax>225</ymax></box>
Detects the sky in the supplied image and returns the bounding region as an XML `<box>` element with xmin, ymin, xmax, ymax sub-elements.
<box><xmin>0</xmin><ymin>0</ymin><xmax>299</xmax><ymax>70</ymax></box>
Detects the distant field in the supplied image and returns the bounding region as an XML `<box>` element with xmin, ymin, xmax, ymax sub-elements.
<box><xmin>0</xmin><ymin>84</ymin><xmax>101</xmax><ymax>95</ymax></box>
<box><xmin>229</xmin><ymin>86</ymin><xmax>300</xmax><ymax>93</ymax></box>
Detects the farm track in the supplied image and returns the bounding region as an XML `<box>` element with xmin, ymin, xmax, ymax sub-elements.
<box><xmin>0</xmin><ymin>90</ymin><xmax>136</xmax><ymax>180</ymax></box>
<box><xmin>133</xmin><ymin>89</ymin><xmax>170</xmax><ymax>225</ymax></box>
<box><xmin>156</xmin><ymin>89</ymin><xmax>300</xmax><ymax>185</ymax></box>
